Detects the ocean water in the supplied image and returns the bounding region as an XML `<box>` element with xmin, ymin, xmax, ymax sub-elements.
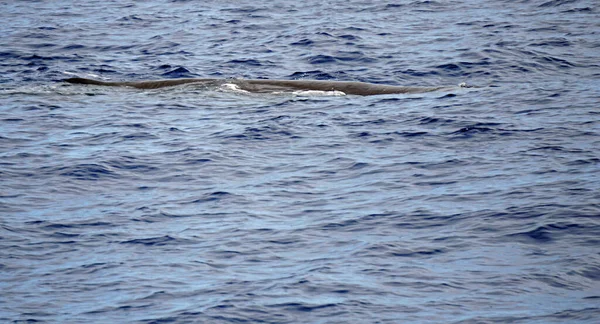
<box><xmin>1</xmin><ymin>0</ymin><xmax>599</xmax><ymax>323</ymax></box>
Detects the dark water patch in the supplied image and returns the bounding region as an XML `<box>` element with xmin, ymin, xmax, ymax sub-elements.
<box><xmin>340</xmin><ymin>52</ymin><xmax>375</xmax><ymax>63</ymax></box>
<box><xmin>120</xmin><ymin>235</ymin><xmax>194</xmax><ymax>246</ymax></box>
<box><xmin>390</xmin><ymin>248</ymin><xmax>445</xmax><ymax>258</ymax></box>
<box><xmin>356</xmin><ymin>240</ymin><xmax>447</xmax><ymax>258</ymax></box>
<box><xmin>106</xmin><ymin>157</ymin><xmax>158</xmax><ymax>173</ymax></box>
<box><xmin>121</xmin><ymin>132</ymin><xmax>159</xmax><ymax>141</ymax></box>
<box><xmin>450</xmin><ymin>125</ymin><xmax>495</xmax><ymax>136</ymax></box>
<box><xmin>306</xmin><ymin>52</ymin><xmax>375</xmax><ymax>64</ymax></box>
<box><xmin>288</xmin><ymin>70</ymin><xmax>337</xmax><ymax>80</ymax></box>
<box><xmin>339</xmin><ymin>34</ymin><xmax>360</xmax><ymax>41</ymax></box>
<box><xmin>64</xmin><ymin>262</ymin><xmax>120</xmax><ymax>276</ymax></box>
<box><xmin>118</xmin><ymin>15</ymin><xmax>144</xmax><ymax>22</ymax></box>
<box><xmin>308</xmin><ymin>55</ymin><xmax>336</xmax><ymax>64</ymax></box>
<box><xmin>538</xmin><ymin>0</ymin><xmax>578</xmax><ymax>8</ymax></box>
<box><xmin>393</xmin><ymin>211</ymin><xmax>466</xmax><ymax>230</ymax></box>
<box><xmin>368</xmin><ymin>97</ymin><xmax>404</xmax><ymax>105</ymax></box>
<box><xmin>432</xmin><ymin>60</ymin><xmax>491</xmax><ymax>76</ymax></box>
<box><xmin>155</xmin><ymin>64</ymin><xmax>174</xmax><ymax>70</ymax></box>
<box><xmin>436</xmin><ymin>63</ymin><xmax>461</xmax><ymax>71</ymax></box>
<box><xmin>529</xmin><ymin>38</ymin><xmax>572</xmax><ymax>47</ymax></box>
<box><xmin>438</xmin><ymin>93</ymin><xmax>457</xmax><ymax>98</ymax></box>
<box><xmin>385</xmin><ymin>3</ymin><xmax>406</xmax><ymax>9</ymax></box>
<box><xmin>182</xmin><ymin>158</ymin><xmax>212</xmax><ymax>164</ymax></box>
<box><xmin>315</xmin><ymin>32</ymin><xmax>334</xmax><ymax>38</ymax></box>
<box><xmin>411</xmin><ymin>158</ymin><xmax>477</xmax><ymax>170</ymax></box>
<box><xmin>290</xmin><ymin>38</ymin><xmax>314</xmax><ymax>46</ymax></box>
<box><xmin>526</xmin><ymin>145</ymin><xmax>583</xmax><ymax>153</ymax></box>
<box><xmin>343</xmin><ymin>26</ymin><xmax>366</xmax><ymax>32</ymax></box>
<box><xmin>153</xmin><ymin>102</ymin><xmax>198</xmax><ymax>111</ymax></box>
<box><xmin>260</xmin><ymin>114</ymin><xmax>293</xmax><ymax>123</ymax></box>
<box><xmin>28</xmin><ymin>43</ymin><xmax>57</xmax><ymax>49</ymax></box>
<box><xmin>160</xmin><ymin>67</ymin><xmax>193</xmax><ymax>78</ymax></box>
<box><xmin>415</xmin><ymin>180</ymin><xmax>457</xmax><ymax>186</ymax></box>
<box><xmin>0</xmin><ymin>51</ymin><xmax>23</xmax><ymax>60</ymax></box>
<box><xmin>56</xmin><ymin>163</ymin><xmax>117</xmax><ymax>181</ymax></box>
<box><xmin>224</xmin><ymin>126</ymin><xmax>298</xmax><ymax>141</ymax></box>
<box><xmin>351</xmin><ymin>131</ymin><xmax>372</xmax><ymax>139</ymax></box>
<box><xmin>220</xmin><ymin>6</ymin><xmax>267</xmax><ymax>14</ymax></box>
<box><xmin>565</xmin><ymin>158</ymin><xmax>600</xmax><ymax>166</ymax></box>
<box><xmin>49</xmin><ymin>232</ymin><xmax>80</xmax><ymax>239</ymax></box>
<box><xmin>80</xmin><ymin>132</ymin><xmax>121</xmax><ymax>145</ymax></box>
<box><xmin>90</xmin><ymin>66</ymin><xmax>116</xmax><ymax>74</ymax></box>
<box><xmin>394</xmin><ymin>68</ymin><xmax>440</xmax><ymax>77</ymax></box>
<box><xmin>92</xmin><ymin>44</ymin><xmax>138</xmax><ymax>51</ymax></box>
<box><xmin>506</xmin><ymin>223</ymin><xmax>591</xmax><ymax>244</ymax></box>
<box><xmin>508</xmin><ymin>226</ymin><xmax>554</xmax><ymax>243</ymax></box>
<box><xmin>268</xmin><ymin>302</ymin><xmax>338</xmax><ymax>313</ymax></box>
<box><xmin>27</xmin><ymin>220</ymin><xmax>115</xmax><ymax>229</ymax></box>
<box><xmin>418</xmin><ymin>117</ymin><xmax>455</xmax><ymax>125</ymax></box>
<box><xmin>569</xmin><ymin>266</ymin><xmax>600</xmax><ymax>281</ymax></box>
<box><xmin>62</xmin><ymin>44</ymin><xmax>86</xmax><ymax>50</ymax></box>
<box><xmin>562</xmin><ymin>7</ymin><xmax>593</xmax><ymax>13</ymax></box>
<box><xmin>40</xmin><ymin>223</ymin><xmax>74</xmax><ymax>230</ymax></box>
<box><xmin>185</xmin><ymin>191</ymin><xmax>234</xmax><ymax>204</ymax></box>
<box><xmin>342</xmin><ymin>118</ymin><xmax>387</xmax><ymax>127</ymax></box>
<box><xmin>459</xmin><ymin>308</ymin><xmax>600</xmax><ymax>323</ymax></box>
<box><xmin>227</xmin><ymin>59</ymin><xmax>264</xmax><ymax>66</ymax></box>
<box><xmin>410</xmin><ymin>0</ymin><xmax>444</xmax><ymax>6</ymax></box>
<box><xmin>393</xmin><ymin>131</ymin><xmax>429</xmax><ymax>137</ymax></box>
<box><xmin>320</xmin><ymin>218</ymin><xmax>363</xmax><ymax>232</ymax></box>
<box><xmin>121</xmin><ymin>123</ymin><xmax>149</xmax><ymax>129</ymax></box>
<box><xmin>537</xmin><ymin>55</ymin><xmax>575</xmax><ymax>69</ymax></box>
<box><xmin>23</xmin><ymin>54</ymin><xmax>72</xmax><ymax>61</ymax></box>
<box><xmin>141</xmin><ymin>211</ymin><xmax>200</xmax><ymax>220</ymax></box>
<box><xmin>488</xmin><ymin>204</ymin><xmax>581</xmax><ymax>221</ymax></box>
<box><xmin>2</xmin><ymin>118</ymin><xmax>25</xmax><ymax>122</ymax></box>
<box><xmin>528</xmin><ymin>273</ymin><xmax>578</xmax><ymax>290</ymax></box>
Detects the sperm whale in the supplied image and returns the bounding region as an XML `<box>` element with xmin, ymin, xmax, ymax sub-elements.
<box><xmin>64</xmin><ymin>77</ymin><xmax>463</xmax><ymax>96</ymax></box>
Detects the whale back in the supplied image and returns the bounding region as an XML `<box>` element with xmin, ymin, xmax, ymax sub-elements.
<box><xmin>64</xmin><ymin>77</ymin><xmax>451</xmax><ymax>95</ymax></box>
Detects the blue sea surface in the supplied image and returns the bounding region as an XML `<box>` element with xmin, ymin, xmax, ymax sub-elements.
<box><xmin>1</xmin><ymin>0</ymin><xmax>599</xmax><ymax>323</ymax></box>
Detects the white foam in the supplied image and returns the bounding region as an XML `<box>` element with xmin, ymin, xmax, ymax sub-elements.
<box><xmin>218</xmin><ymin>84</ymin><xmax>345</xmax><ymax>96</ymax></box>
<box><xmin>290</xmin><ymin>90</ymin><xmax>346</xmax><ymax>97</ymax></box>
<box><xmin>62</xmin><ymin>71</ymin><xmax>103</xmax><ymax>79</ymax></box>
<box><xmin>219</xmin><ymin>83</ymin><xmax>250</xmax><ymax>93</ymax></box>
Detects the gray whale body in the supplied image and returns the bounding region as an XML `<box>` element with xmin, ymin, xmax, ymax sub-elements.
<box><xmin>64</xmin><ymin>77</ymin><xmax>460</xmax><ymax>96</ymax></box>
